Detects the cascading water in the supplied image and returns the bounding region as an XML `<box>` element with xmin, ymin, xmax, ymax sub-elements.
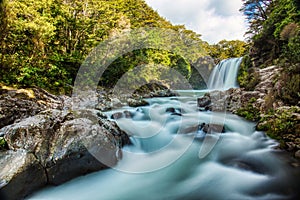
<box><xmin>208</xmin><ymin>57</ymin><xmax>243</xmax><ymax>90</ymax></box>
<box><xmin>27</xmin><ymin>59</ymin><xmax>300</xmax><ymax>200</ymax></box>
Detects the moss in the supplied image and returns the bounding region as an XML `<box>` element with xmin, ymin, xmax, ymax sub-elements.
<box><xmin>257</xmin><ymin>106</ymin><xmax>300</xmax><ymax>147</ymax></box>
<box><xmin>236</xmin><ymin>97</ymin><xmax>260</xmax><ymax>121</ymax></box>
<box><xmin>0</xmin><ymin>137</ymin><xmax>8</xmax><ymax>151</ymax></box>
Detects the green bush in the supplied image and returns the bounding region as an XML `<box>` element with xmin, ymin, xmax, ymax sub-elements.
<box><xmin>236</xmin><ymin>97</ymin><xmax>261</xmax><ymax>121</ymax></box>
<box><xmin>0</xmin><ymin>137</ymin><xmax>8</xmax><ymax>150</ymax></box>
<box><xmin>257</xmin><ymin>106</ymin><xmax>299</xmax><ymax>141</ymax></box>
<box><xmin>237</xmin><ymin>55</ymin><xmax>260</xmax><ymax>90</ymax></box>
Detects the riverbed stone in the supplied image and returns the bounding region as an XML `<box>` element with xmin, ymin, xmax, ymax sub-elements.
<box><xmin>0</xmin><ymin>150</ymin><xmax>47</xmax><ymax>200</ymax></box>
<box><xmin>0</xmin><ymin>108</ymin><xmax>129</xmax><ymax>199</ymax></box>
<box><xmin>200</xmin><ymin>123</ymin><xmax>225</xmax><ymax>134</ymax></box>
<box><xmin>197</xmin><ymin>93</ymin><xmax>211</xmax><ymax>108</ymax></box>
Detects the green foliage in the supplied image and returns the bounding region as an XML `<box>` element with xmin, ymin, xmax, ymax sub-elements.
<box><xmin>240</xmin><ymin>0</ymin><xmax>272</xmax><ymax>36</ymax></box>
<box><xmin>257</xmin><ymin>106</ymin><xmax>300</xmax><ymax>140</ymax></box>
<box><xmin>237</xmin><ymin>55</ymin><xmax>260</xmax><ymax>90</ymax></box>
<box><xmin>281</xmin><ymin>25</ymin><xmax>300</xmax><ymax>64</ymax></box>
<box><xmin>208</xmin><ymin>40</ymin><xmax>248</xmax><ymax>63</ymax></box>
<box><xmin>241</xmin><ymin>0</ymin><xmax>299</xmax><ymax>105</ymax></box>
<box><xmin>274</xmin><ymin>69</ymin><xmax>300</xmax><ymax>105</ymax></box>
<box><xmin>245</xmin><ymin>0</ymin><xmax>300</xmax><ymax>67</ymax></box>
<box><xmin>100</xmin><ymin>48</ymin><xmax>192</xmax><ymax>89</ymax></box>
<box><xmin>0</xmin><ymin>0</ymin><xmax>207</xmax><ymax>94</ymax></box>
<box><xmin>237</xmin><ymin>97</ymin><xmax>261</xmax><ymax>121</ymax></box>
<box><xmin>0</xmin><ymin>137</ymin><xmax>8</xmax><ymax>150</ymax></box>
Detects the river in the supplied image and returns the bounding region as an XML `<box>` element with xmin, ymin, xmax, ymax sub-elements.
<box><xmin>27</xmin><ymin>58</ymin><xmax>300</xmax><ymax>200</ymax></box>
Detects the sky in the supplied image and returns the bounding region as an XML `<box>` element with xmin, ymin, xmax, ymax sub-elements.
<box><xmin>145</xmin><ymin>0</ymin><xmax>248</xmax><ymax>44</ymax></box>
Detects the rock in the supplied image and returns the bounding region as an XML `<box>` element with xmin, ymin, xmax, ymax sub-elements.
<box><xmin>191</xmin><ymin>56</ymin><xmax>215</xmax><ymax>85</ymax></box>
<box><xmin>111</xmin><ymin>110</ymin><xmax>133</xmax><ymax>120</ymax></box>
<box><xmin>111</xmin><ymin>98</ymin><xmax>123</xmax><ymax>107</ymax></box>
<box><xmin>200</xmin><ymin>123</ymin><xmax>225</xmax><ymax>134</ymax></box>
<box><xmin>0</xmin><ymin>87</ymin><xmax>63</xmax><ymax>129</ymax></box>
<box><xmin>179</xmin><ymin>124</ymin><xmax>200</xmax><ymax>134</ymax></box>
<box><xmin>133</xmin><ymin>82</ymin><xmax>169</xmax><ymax>97</ymax></box>
<box><xmin>0</xmin><ymin>109</ymin><xmax>130</xmax><ymax>198</ymax></box>
<box><xmin>197</xmin><ymin>93</ymin><xmax>211</xmax><ymax>108</ymax></box>
<box><xmin>0</xmin><ymin>150</ymin><xmax>47</xmax><ymax>200</ymax></box>
<box><xmin>295</xmin><ymin>150</ymin><xmax>300</xmax><ymax>159</ymax></box>
<box><xmin>166</xmin><ymin>107</ymin><xmax>182</xmax><ymax>116</ymax></box>
<box><xmin>123</xmin><ymin>110</ymin><xmax>132</xmax><ymax>118</ymax></box>
<box><xmin>150</xmin><ymin>89</ymin><xmax>178</xmax><ymax>98</ymax></box>
<box><xmin>179</xmin><ymin>123</ymin><xmax>225</xmax><ymax>135</ymax></box>
<box><xmin>111</xmin><ymin>112</ymin><xmax>124</xmax><ymax>119</ymax></box>
<box><xmin>166</xmin><ymin>107</ymin><xmax>175</xmax><ymax>113</ymax></box>
<box><xmin>286</xmin><ymin>142</ymin><xmax>296</xmax><ymax>151</ymax></box>
<box><xmin>127</xmin><ymin>98</ymin><xmax>149</xmax><ymax>107</ymax></box>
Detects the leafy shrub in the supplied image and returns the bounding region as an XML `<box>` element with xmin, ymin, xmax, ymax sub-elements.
<box><xmin>257</xmin><ymin>106</ymin><xmax>300</xmax><ymax>140</ymax></box>
<box><xmin>237</xmin><ymin>97</ymin><xmax>260</xmax><ymax>121</ymax></box>
<box><xmin>274</xmin><ymin>70</ymin><xmax>300</xmax><ymax>105</ymax></box>
<box><xmin>0</xmin><ymin>137</ymin><xmax>8</xmax><ymax>150</ymax></box>
<box><xmin>238</xmin><ymin>55</ymin><xmax>260</xmax><ymax>90</ymax></box>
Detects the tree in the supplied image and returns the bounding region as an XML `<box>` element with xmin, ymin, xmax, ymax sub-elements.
<box><xmin>240</xmin><ymin>0</ymin><xmax>272</xmax><ymax>36</ymax></box>
<box><xmin>0</xmin><ymin>0</ymin><xmax>8</xmax><ymax>64</ymax></box>
<box><xmin>240</xmin><ymin>0</ymin><xmax>300</xmax><ymax>105</ymax></box>
<box><xmin>0</xmin><ymin>0</ymin><xmax>210</xmax><ymax>94</ymax></box>
<box><xmin>209</xmin><ymin>40</ymin><xmax>248</xmax><ymax>62</ymax></box>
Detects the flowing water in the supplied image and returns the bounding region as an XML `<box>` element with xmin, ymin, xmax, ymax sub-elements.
<box><xmin>208</xmin><ymin>57</ymin><xmax>243</xmax><ymax>90</ymax></box>
<box><xmin>28</xmin><ymin>59</ymin><xmax>300</xmax><ymax>200</ymax></box>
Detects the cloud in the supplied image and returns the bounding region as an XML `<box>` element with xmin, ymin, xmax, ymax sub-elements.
<box><xmin>207</xmin><ymin>0</ymin><xmax>242</xmax><ymax>16</ymax></box>
<box><xmin>145</xmin><ymin>0</ymin><xmax>247</xmax><ymax>44</ymax></box>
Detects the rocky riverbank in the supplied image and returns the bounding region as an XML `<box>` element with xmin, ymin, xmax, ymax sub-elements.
<box><xmin>0</xmin><ymin>83</ymin><xmax>177</xmax><ymax>200</ymax></box>
<box><xmin>197</xmin><ymin>65</ymin><xmax>300</xmax><ymax>159</ymax></box>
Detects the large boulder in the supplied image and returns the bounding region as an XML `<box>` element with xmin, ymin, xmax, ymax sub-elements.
<box><xmin>0</xmin><ymin>109</ymin><xmax>129</xmax><ymax>200</ymax></box>
<box><xmin>197</xmin><ymin>93</ymin><xmax>211</xmax><ymax>108</ymax></box>
<box><xmin>0</xmin><ymin>150</ymin><xmax>47</xmax><ymax>200</ymax></box>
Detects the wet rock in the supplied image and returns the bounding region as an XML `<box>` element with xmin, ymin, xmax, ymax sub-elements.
<box><xmin>197</xmin><ymin>93</ymin><xmax>211</xmax><ymax>108</ymax></box>
<box><xmin>0</xmin><ymin>150</ymin><xmax>47</xmax><ymax>200</ymax></box>
<box><xmin>166</xmin><ymin>107</ymin><xmax>176</xmax><ymax>113</ymax></box>
<box><xmin>197</xmin><ymin>91</ymin><xmax>232</xmax><ymax>112</ymax></box>
<box><xmin>111</xmin><ymin>110</ymin><xmax>133</xmax><ymax>120</ymax></box>
<box><xmin>111</xmin><ymin>112</ymin><xmax>124</xmax><ymax>119</ymax></box>
<box><xmin>179</xmin><ymin>124</ymin><xmax>200</xmax><ymax>134</ymax></box>
<box><xmin>123</xmin><ymin>110</ymin><xmax>132</xmax><ymax>118</ymax></box>
<box><xmin>0</xmin><ymin>109</ymin><xmax>130</xmax><ymax>198</ymax></box>
<box><xmin>150</xmin><ymin>89</ymin><xmax>178</xmax><ymax>98</ymax></box>
<box><xmin>133</xmin><ymin>82</ymin><xmax>169</xmax><ymax>97</ymax></box>
<box><xmin>200</xmin><ymin>123</ymin><xmax>225</xmax><ymax>134</ymax></box>
<box><xmin>166</xmin><ymin>107</ymin><xmax>182</xmax><ymax>116</ymax></box>
<box><xmin>127</xmin><ymin>98</ymin><xmax>149</xmax><ymax>107</ymax></box>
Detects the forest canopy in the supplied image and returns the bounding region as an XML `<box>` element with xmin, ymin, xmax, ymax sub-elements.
<box><xmin>0</xmin><ymin>0</ymin><xmax>215</xmax><ymax>94</ymax></box>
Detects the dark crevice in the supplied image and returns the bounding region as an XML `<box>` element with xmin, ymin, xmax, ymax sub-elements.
<box><xmin>30</xmin><ymin>152</ymin><xmax>49</xmax><ymax>184</ymax></box>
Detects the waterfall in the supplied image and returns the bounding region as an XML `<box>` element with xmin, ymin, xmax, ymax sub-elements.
<box><xmin>208</xmin><ymin>57</ymin><xmax>243</xmax><ymax>90</ymax></box>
